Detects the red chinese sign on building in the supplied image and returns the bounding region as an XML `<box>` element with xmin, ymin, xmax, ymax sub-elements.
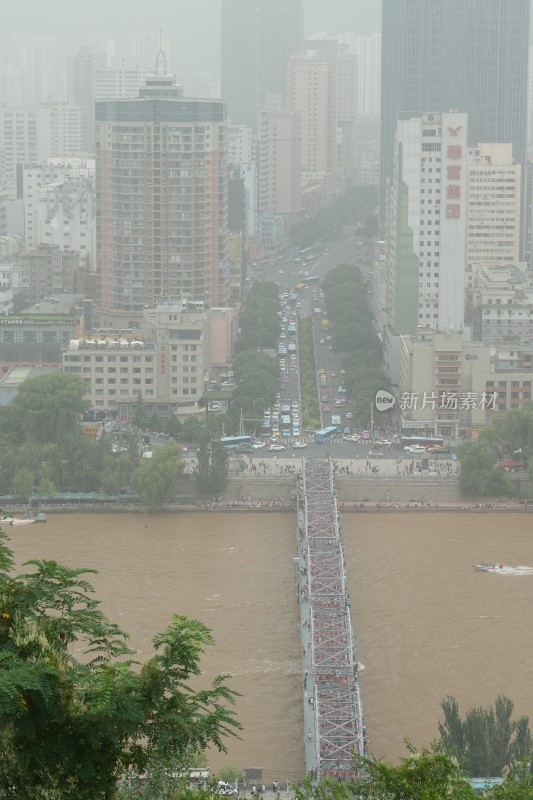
<box><xmin>445</xmin><ymin>126</ymin><xmax>463</xmax><ymax>221</ymax></box>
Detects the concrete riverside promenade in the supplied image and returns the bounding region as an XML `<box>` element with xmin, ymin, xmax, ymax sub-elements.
<box><xmin>297</xmin><ymin>457</ymin><xmax>367</xmax><ymax>782</ymax></box>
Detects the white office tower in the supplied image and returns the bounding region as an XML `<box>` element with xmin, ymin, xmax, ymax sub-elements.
<box><xmin>0</xmin><ymin>108</ymin><xmax>50</xmax><ymax>199</ymax></box>
<box><xmin>258</xmin><ymin>95</ymin><xmax>302</xmax><ymax>216</ymax></box>
<box><xmin>94</xmin><ymin>65</ymin><xmax>147</xmax><ymax>101</ymax></box>
<box><xmin>385</xmin><ymin>112</ymin><xmax>468</xmax><ymax>340</ymax></box>
<box><xmin>22</xmin><ymin>158</ymin><xmax>96</xmax><ymax>271</ymax></box>
<box><xmin>466</xmin><ymin>143</ymin><xmax>521</xmax><ymax>288</ymax></box>
<box><xmin>129</xmin><ymin>32</ymin><xmax>171</xmax><ymax>71</ymax></box>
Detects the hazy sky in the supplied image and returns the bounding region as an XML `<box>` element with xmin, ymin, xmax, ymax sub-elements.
<box><xmin>2</xmin><ymin>0</ymin><xmax>381</xmax><ymax>76</ymax></box>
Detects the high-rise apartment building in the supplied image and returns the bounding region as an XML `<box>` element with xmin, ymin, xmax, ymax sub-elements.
<box><xmin>42</xmin><ymin>99</ymin><xmax>82</xmax><ymax>156</ymax></box>
<box><xmin>380</xmin><ymin>0</ymin><xmax>530</xmax><ymax>219</ymax></box>
<box><xmin>96</xmin><ymin>66</ymin><xmax>227</xmax><ymax>326</ymax></box>
<box><xmin>287</xmin><ymin>49</ymin><xmax>332</xmax><ymax>176</ymax></box>
<box><xmin>466</xmin><ymin>143</ymin><xmax>521</xmax><ymax>288</ymax></box>
<box><xmin>67</xmin><ymin>46</ymin><xmax>106</xmax><ymax>153</ymax></box>
<box><xmin>22</xmin><ymin>158</ymin><xmax>96</xmax><ymax>271</ymax></box>
<box><xmin>94</xmin><ymin>66</ymin><xmax>147</xmax><ymax>101</ymax></box>
<box><xmin>221</xmin><ymin>0</ymin><xmax>304</xmax><ymax>128</ymax></box>
<box><xmin>0</xmin><ymin>107</ymin><xmax>50</xmax><ymax>199</ymax></box>
<box><xmin>383</xmin><ymin>112</ymin><xmax>468</xmax><ymax>379</ymax></box>
<box><xmin>258</xmin><ymin>95</ymin><xmax>301</xmax><ymax>216</ymax></box>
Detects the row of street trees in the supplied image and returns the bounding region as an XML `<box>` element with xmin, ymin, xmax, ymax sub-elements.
<box><xmin>288</xmin><ymin>185</ymin><xmax>378</xmax><ymax>249</ymax></box>
<box><xmin>321</xmin><ymin>264</ymin><xmax>391</xmax><ymax>428</ymax></box>
<box><xmin>224</xmin><ymin>282</ymin><xmax>282</xmax><ymax>433</ymax></box>
<box><xmin>298</xmin><ymin>319</ymin><xmax>320</xmax><ymax>430</ymax></box>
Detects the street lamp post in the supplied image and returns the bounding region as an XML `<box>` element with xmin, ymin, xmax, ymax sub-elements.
<box><xmin>252</xmin><ymin>398</ymin><xmax>265</xmax><ymax>417</ymax></box>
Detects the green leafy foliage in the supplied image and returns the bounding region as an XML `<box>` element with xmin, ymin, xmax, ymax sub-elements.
<box><xmin>459</xmin><ymin>442</ymin><xmax>512</xmax><ymax>497</ymax></box>
<box><xmin>438</xmin><ymin>696</ymin><xmax>532</xmax><ymax>778</ymax></box>
<box><xmin>226</xmin><ymin>351</ymin><xmax>279</xmax><ymax>431</ymax></box>
<box><xmin>195</xmin><ymin>436</ymin><xmax>229</xmax><ymax>496</ymax></box>
<box><xmin>132</xmin><ymin>439</ymin><xmax>185</xmax><ymax>512</ymax></box>
<box><xmin>475</xmin><ymin>402</ymin><xmax>533</xmax><ymax>481</ymax></box>
<box><xmin>288</xmin><ymin>185</ymin><xmax>378</xmax><ymax>249</ymax></box>
<box><xmin>298</xmin><ymin>319</ymin><xmax>320</xmax><ymax>429</ymax></box>
<box><xmin>9</xmin><ymin>372</ymin><xmax>89</xmax><ymax>444</ymax></box>
<box><xmin>237</xmin><ymin>281</ymin><xmax>281</xmax><ymax>352</ymax></box>
<box><xmin>0</xmin><ymin>529</ymin><xmax>241</xmax><ymax>799</ymax></box>
<box><xmin>321</xmin><ymin>264</ymin><xmax>390</xmax><ymax>427</ymax></box>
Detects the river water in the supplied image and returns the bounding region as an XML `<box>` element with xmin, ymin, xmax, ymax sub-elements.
<box><xmin>8</xmin><ymin>511</ymin><xmax>533</xmax><ymax>775</ymax></box>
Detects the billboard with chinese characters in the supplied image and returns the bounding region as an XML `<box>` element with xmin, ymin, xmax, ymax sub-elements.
<box><xmin>439</xmin><ymin>112</ymin><xmax>468</xmax><ymax>332</ymax></box>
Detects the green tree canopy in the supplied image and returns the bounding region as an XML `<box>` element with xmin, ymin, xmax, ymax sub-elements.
<box><xmin>132</xmin><ymin>439</ymin><xmax>184</xmax><ymax>512</ymax></box>
<box><xmin>438</xmin><ymin>695</ymin><xmax>532</xmax><ymax>778</ymax></box>
<box><xmin>0</xmin><ymin>530</ymin><xmax>240</xmax><ymax>799</ymax></box>
<box><xmin>195</xmin><ymin>435</ymin><xmax>229</xmax><ymax>496</ymax></box>
<box><xmin>459</xmin><ymin>442</ymin><xmax>512</xmax><ymax>497</ymax></box>
<box><xmin>10</xmin><ymin>372</ymin><xmax>89</xmax><ymax>444</ymax></box>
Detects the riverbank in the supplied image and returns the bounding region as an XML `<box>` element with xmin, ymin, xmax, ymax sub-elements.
<box><xmin>2</xmin><ymin>500</ymin><xmax>531</xmax><ymax>515</ymax></box>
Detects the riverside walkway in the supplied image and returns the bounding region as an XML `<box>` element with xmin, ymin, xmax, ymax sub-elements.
<box><xmin>297</xmin><ymin>457</ymin><xmax>367</xmax><ymax>781</ymax></box>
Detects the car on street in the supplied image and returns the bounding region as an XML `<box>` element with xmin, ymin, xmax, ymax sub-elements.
<box><xmin>376</xmin><ymin>439</ymin><xmax>392</xmax><ymax>448</ymax></box>
<box><xmin>326</xmin><ymin>335</ymin><xmax>332</xmax><ymax>341</ymax></box>
<box><xmin>345</xmin><ymin>412</ymin><xmax>354</xmax><ymax>419</ymax></box>
<box><xmin>404</xmin><ymin>444</ymin><xmax>426</xmax><ymax>454</ymax></box>
<box><xmin>319</xmin><ymin>338</ymin><xmax>325</xmax><ymax>344</ymax></box>
<box><xmin>294</xmin><ymin>441</ymin><xmax>307</xmax><ymax>448</ymax></box>
<box><xmin>329</xmin><ymin>371</ymin><xmax>338</xmax><ymax>378</ymax></box>
<box><xmin>427</xmin><ymin>445</ymin><xmax>449</xmax><ymax>453</ymax></box>
<box><xmin>321</xmin><ymin>395</ymin><xmax>329</xmax><ymax>402</ymax></box>
<box><xmin>368</xmin><ymin>450</ymin><xmax>385</xmax><ymax>458</ymax></box>
<box><xmin>252</xmin><ymin>442</ymin><xmax>266</xmax><ymax>449</ymax></box>
<box><xmin>323</xmin><ymin>403</ymin><xmax>332</xmax><ymax>412</ymax></box>
<box><xmin>269</xmin><ymin>444</ymin><xmax>286</xmax><ymax>451</ymax></box>
<box><xmin>343</xmin><ymin>435</ymin><xmax>360</xmax><ymax>443</ymax></box>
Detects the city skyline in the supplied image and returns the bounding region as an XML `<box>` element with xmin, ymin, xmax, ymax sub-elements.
<box><xmin>0</xmin><ymin>0</ymin><xmax>381</xmax><ymax>77</ymax></box>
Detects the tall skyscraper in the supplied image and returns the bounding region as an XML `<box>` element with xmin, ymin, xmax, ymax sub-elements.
<box><xmin>96</xmin><ymin>60</ymin><xmax>227</xmax><ymax>325</ymax></box>
<box><xmin>380</xmin><ymin>0</ymin><xmax>530</xmax><ymax>219</ymax></box>
<box><xmin>68</xmin><ymin>46</ymin><xmax>106</xmax><ymax>153</ymax></box>
<box><xmin>466</xmin><ymin>143</ymin><xmax>521</xmax><ymax>288</ymax></box>
<box><xmin>258</xmin><ymin>95</ymin><xmax>301</xmax><ymax>215</ymax></box>
<box><xmin>287</xmin><ymin>46</ymin><xmax>336</xmax><ymax>176</ymax></box>
<box><xmin>383</xmin><ymin>111</ymin><xmax>468</xmax><ymax>381</ymax></box>
<box><xmin>221</xmin><ymin>0</ymin><xmax>304</xmax><ymax>128</ymax></box>
<box><xmin>352</xmin><ymin>34</ymin><xmax>381</xmax><ymax>120</ymax></box>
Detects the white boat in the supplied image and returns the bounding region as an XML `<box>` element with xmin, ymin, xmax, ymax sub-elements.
<box><xmin>474</xmin><ymin>563</ymin><xmax>503</xmax><ymax>572</ymax></box>
<box><xmin>1</xmin><ymin>516</ymin><xmax>36</xmax><ymax>526</ymax></box>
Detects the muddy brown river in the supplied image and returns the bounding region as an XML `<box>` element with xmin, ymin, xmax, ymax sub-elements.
<box><xmin>8</xmin><ymin>511</ymin><xmax>533</xmax><ymax>777</ymax></box>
